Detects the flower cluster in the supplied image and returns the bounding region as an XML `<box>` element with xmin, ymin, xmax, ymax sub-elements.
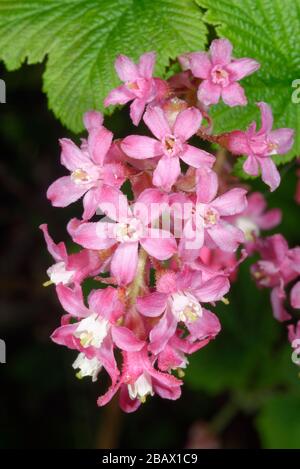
<box><xmin>41</xmin><ymin>38</ymin><xmax>297</xmax><ymax>412</ymax></box>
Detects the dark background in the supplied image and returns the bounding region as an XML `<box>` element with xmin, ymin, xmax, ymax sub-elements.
<box><xmin>1</xmin><ymin>63</ymin><xmax>300</xmax><ymax>449</ymax></box>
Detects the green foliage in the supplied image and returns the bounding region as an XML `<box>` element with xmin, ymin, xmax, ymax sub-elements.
<box><xmin>0</xmin><ymin>0</ymin><xmax>206</xmax><ymax>132</ymax></box>
<box><xmin>198</xmin><ymin>0</ymin><xmax>300</xmax><ymax>177</ymax></box>
<box><xmin>256</xmin><ymin>394</ymin><xmax>300</xmax><ymax>448</ymax></box>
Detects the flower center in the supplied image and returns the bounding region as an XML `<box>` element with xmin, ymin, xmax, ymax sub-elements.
<box><xmin>211</xmin><ymin>65</ymin><xmax>229</xmax><ymax>87</ymax></box>
<box><xmin>171</xmin><ymin>292</ymin><xmax>202</xmax><ymax>322</ymax></box>
<box><xmin>46</xmin><ymin>261</ymin><xmax>75</xmax><ymax>285</ymax></box>
<box><xmin>74</xmin><ymin>313</ymin><xmax>109</xmax><ymax>348</ymax></box>
<box><xmin>115</xmin><ymin>218</ymin><xmax>143</xmax><ymax>243</ymax></box>
<box><xmin>71</xmin><ymin>168</ymin><xmax>93</xmax><ymax>185</ymax></box>
<box><xmin>162</xmin><ymin>134</ymin><xmax>182</xmax><ymax>157</ymax></box>
<box><xmin>267</xmin><ymin>141</ymin><xmax>279</xmax><ymax>154</ymax></box>
<box><xmin>203</xmin><ymin>207</ymin><xmax>219</xmax><ymax>227</ymax></box>
<box><xmin>127</xmin><ymin>373</ymin><xmax>154</xmax><ymax>403</ymax></box>
<box><xmin>72</xmin><ymin>352</ymin><xmax>102</xmax><ymax>382</ymax></box>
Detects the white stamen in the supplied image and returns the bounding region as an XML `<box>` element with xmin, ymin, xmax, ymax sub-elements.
<box><xmin>74</xmin><ymin>313</ymin><xmax>109</xmax><ymax>348</ymax></box>
<box><xmin>72</xmin><ymin>352</ymin><xmax>102</xmax><ymax>382</ymax></box>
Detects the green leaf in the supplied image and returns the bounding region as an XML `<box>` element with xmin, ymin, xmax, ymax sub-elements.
<box><xmin>197</xmin><ymin>0</ymin><xmax>300</xmax><ymax>167</ymax></box>
<box><xmin>0</xmin><ymin>0</ymin><xmax>207</xmax><ymax>132</ymax></box>
<box><xmin>256</xmin><ymin>394</ymin><xmax>300</xmax><ymax>448</ymax></box>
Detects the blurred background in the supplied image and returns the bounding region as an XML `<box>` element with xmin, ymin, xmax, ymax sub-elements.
<box><xmin>1</xmin><ymin>62</ymin><xmax>300</xmax><ymax>449</ymax></box>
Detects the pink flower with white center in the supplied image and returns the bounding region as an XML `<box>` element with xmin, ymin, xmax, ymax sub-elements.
<box><xmin>40</xmin><ymin>224</ymin><xmax>103</xmax><ymax>286</ymax></box>
<box><xmin>232</xmin><ymin>192</ymin><xmax>281</xmax><ymax>242</ymax></box>
<box><xmin>288</xmin><ymin>321</ymin><xmax>300</xmax><ymax>366</ymax></box>
<box><xmin>228</xmin><ymin>102</ymin><xmax>294</xmax><ymax>191</ymax></box>
<box><xmin>97</xmin><ymin>347</ymin><xmax>182</xmax><ymax>413</ymax></box>
<box><xmin>178</xmin><ymin>169</ymin><xmax>247</xmax><ymax>256</ymax></box>
<box><xmin>180</xmin><ymin>38</ymin><xmax>260</xmax><ymax>107</ymax></box>
<box><xmin>47</xmin><ymin>111</ymin><xmax>127</xmax><ymax>220</ymax></box>
<box><xmin>251</xmin><ymin>235</ymin><xmax>300</xmax><ymax>321</ymax></box>
<box><xmin>52</xmin><ymin>284</ymin><xmax>145</xmax><ymax>383</ymax></box>
<box><xmin>104</xmin><ymin>52</ymin><xmax>168</xmax><ymax>125</ymax></box>
<box><xmin>121</xmin><ymin>106</ymin><xmax>215</xmax><ymax>192</ymax></box>
<box><xmin>69</xmin><ymin>187</ymin><xmax>177</xmax><ymax>285</ymax></box>
<box><xmin>137</xmin><ymin>267</ymin><xmax>227</xmax><ymax>354</ymax></box>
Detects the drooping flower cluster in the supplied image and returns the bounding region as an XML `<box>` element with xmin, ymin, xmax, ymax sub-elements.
<box><xmin>41</xmin><ymin>39</ymin><xmax>297</xmax><ymax>413</ymax></box>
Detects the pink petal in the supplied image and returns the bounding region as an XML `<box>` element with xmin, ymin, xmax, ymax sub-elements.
<box><xmin>194</xmin><ymin>275</ymin><xmax>230</xmax><ymax>302</ymax></box>
<box><xmin>71</xmin><ymin>221</ymin><xmax>116</xmax><ymax>250</ymax></box>
<box><xmin>243</xmin><ymin>155</ymin><xmax>259</xmax><ymax>176</ymax></box>
<box><xmin>138</xmin><ymin>51</ymin><xmax>156</xmax><ymax>78</ymax></box>
<box><xmin>208</xmin><ymin>222</ymin><xmax>245</xmax><ymax>252</ymax></box>
<box><xmin>82</xmin><ymin>187</ymin><xmax>102</xmax><ymax>220</ymax></box>
<box><xmin>59</xmin><ymin>138</ymin><xmax>90</xmax><ymax>171</ymax></box>
<box><xmin>137</xmin><ymin>292</ymin><xmax>168</xmax><ymax>317</ymax></box>
<box><xmin>212</xmin><ymin>188</ymin><xmax>248</xmax><ymax>216</ymax></box>
<box><xmin>269</xmin><ymin>128</ymin><xmax>294</xmax><ymax>154</ymax></box>
<box><xmin>104</xmin><ymin>85</ymin><xmax>134</xmax><ymax>106</ymax></box>
<box><xmin>271</xmin><ymin>287</ymin><xmax>291</xmax><ymax>322</ymax></box>
<box><xmin>258</xmin><ymin>208</ymin><xmax>282</xmax><ymax>230</ymax></box>
<box><xmin>173</xmin><ymin>107</ymin><xmax>202</xmax><ymax>141</ymax></box>
<box><xmin>83</xmin><ymin>110</ymin><xmax>103</xmax><ymax>131</ymax></box>
<box><xmin>121</xmin><ymin>135</ymin><xmax>162</xmax><ymax>159</ymax></box>
<box><xmin>98</xmin><ymin>186</ymin><xmax>130</xmax><ymax>222</ymax></box>
<box><xmin>111</xmin><ymin>326</ymin><xmax>145</xmax><ymax>351</ymax></box>
<box><xmin>47</xmin><ymin>176</ymin><xmax>88</xmax><ymax>207</ymax></box>
<box><xmin>187</xmin><ymin>308</ymin><xmax>221</xmax><ymax>340</ymax></box>
<box><xmin>196</xmin><ymin>168</ymin><xmax>218</xmax><ymax>203</ymax></box>
<box><xmin>222</xmin><ymin>83</ymin><xmax>247</xmax><ymax>106</ymax></box>
<box><xmin>226</xmin><ymin>58</ymin><xmax>260</xmax><ymax>80</ymax></box>
<box><xmin>119</xmin><ymin>385</ymin><xmax>141</xmax><ymax>413</ymax></box>
<box><xmin>39</xmin><ymin>224</ymin><xmax>67</xmax><ymax>262</ymax></box>
<box><xmin>247</xmin><ymin>192</ymin><xmax>266</xmax><ymax>215</ymax></box>
<box><xmin>227</xmin><ymin>130</ymin><xmax>250</xmax><ymax>155</ymax></box>
<box><xmin>291</xmin><ymin>282</ymin><xmax>300</xmax><ymax>309</ymax></box>
<box><xmin>152</xmin><ymin>155</ymin><xmax>181</xmax><ymax>192</ymax></box>
<box><xmin>210</xmin><ymin>38</ymin><xmax>233</xmax><ymax>66</ymax></box>
<box><xmin>141</xmin><ymin>229</ymin><xmax>177</xmax><ymax>260</ymax></box>
<box><xmin>188</xmin><ymin>52</ymin><xmax>212</xmax><ymax>79</ymax></box>
<box><xmin>51</xmin><ymin>323</ymin><xmax>78</xmax><ymax>349</ymax></box>
<box><xmin>88</xmin><ymin>286</ymin><xmax>119</xmax><ymax>319</ymax></box>
<box><xmin>111</xmin><ymin>241</ymin><xmax>139</xmax><ymax>285</ymax></box>
<box><xmin>143</xmin><ymin>106</ymin><xmax>170</xmax><ymax>140</ymax></box>
<box><xmin>197</xmin><ymin>80</ymin><xmax>221</xmax><ymax>106</ymax></box>
<box><xmin>115</xmin><ymin>54</ymin><xmax>138</xmax><ymax>82</ymax></box>
<box><xmin>134</xmin><ymin>188</ymin><xmax>168</xmax><ymax>225</ymax></box>
<box><xmin>257</xmin><ymin>102</ymin><xmax>273</xmax><ymax>133</ymax></box>
<box><xmin>260</xmin><ymin>157</ymin><xmax>280</xmax><ymax>191</ymax></box>
<box><xmin>56</xmin><ymin>284</ymin><xmax>90</xmax><ymax>317</ymax></box>
<box><xmin>88</xmin><ymin>127</ymin><xmax>113</xmax><ymax>166</ymax></box>
<box><xmin>181</xmin><ymin>145</ymin><xmax>215</xmax><ymax>168</ymax></box>
<box><xmin>149</xmin><ymin>309</ymin><xmax>177</xmax><ymax>355</ymax></box>
<box><xmin>130</xmin><ymin>98</ymin><xmax>147</xmax><ymax>126</ymax></box>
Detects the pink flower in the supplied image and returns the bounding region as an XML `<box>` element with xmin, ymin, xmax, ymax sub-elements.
<box><xmin>180</xmin><ymin>38</ymin><xmax>260</xmax><ymax>107</ymax></box>
<box><xmin>288</xmin><ymin>320</ymin><xmax>300</xmax><ymax>344</ymax></box>
<box><xmin>69</xmin><ymin>187</ymin><xmax>177</xmax><ymax>285</ymax></box>
<box><xmin>232</xmin><ymin>192</ymin><xmax>281</xmax><ymax>242</ymax></box>
<box><xmin>251</xmin><ymin>235</ymin><xmax>300</xmax><ymax>321</ymax></box>
<box><xmin>137</xmin><ymin>267</ymin><xmax>227</xmax><ymax>354</ymax></box>
<box><xmin>52</xmin><ymin>284</ymin><xmax>145</xmax><ymax>384</ymax></box>
<box><xmin>97</xmin><ymin>346</ymin><xmax>182</xmax><ymax>413</ymax></box>
<box><xmin>104</xmin><ymin>52</ymin><xmax>168</xmax><ymax>125</ymax></box>
<box><xmin>228</xmin><ymin>102</ymin><xmax>294</xmax><ymax>191</ymax></box>
<box><xmin>121</xmin><ymin>106</ymin><xmax>215</xmax><ymax>192</ymax></box>
<box><xmin>47</xmin><ymin>111</ymin><xmax>127</xmax><ymax>219</ymax></box>
<box><xmin>40</xmin><ymin>224</ymin><xmax>103</xmax><ymax>286</ymax></box>
<box><xmin>177</xmin><ymin>169</ymin><xmax>247</xmax><ymax>256</ymax></box>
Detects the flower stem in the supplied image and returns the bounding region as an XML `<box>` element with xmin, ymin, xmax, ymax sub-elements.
<box><xmin>128</xmin><ymin>247</ymin><xmax>148</xmax><ymax>306</ymax></box>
